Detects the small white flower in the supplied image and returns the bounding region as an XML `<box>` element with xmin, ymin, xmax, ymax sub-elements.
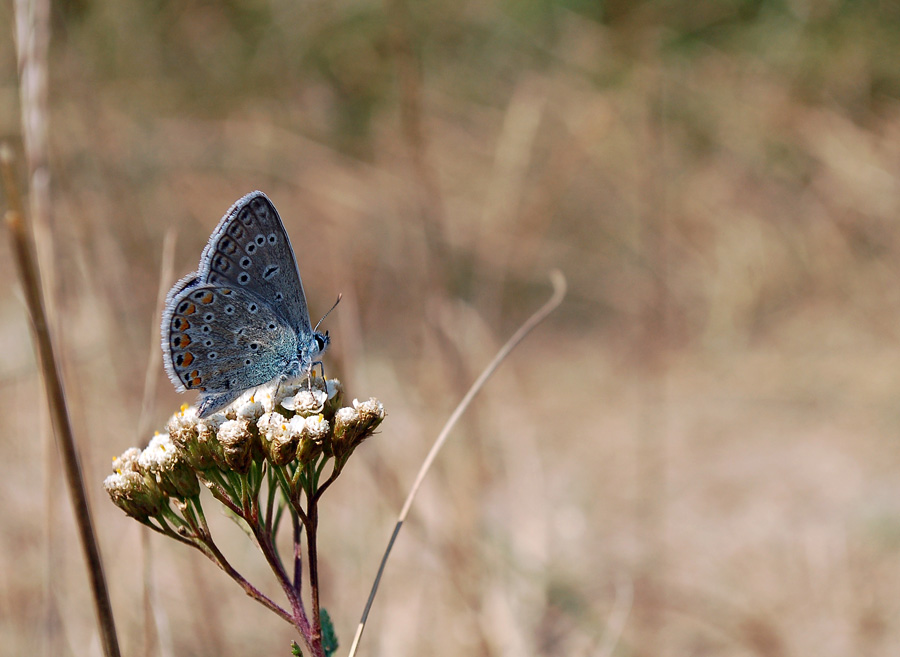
<box><xmin>258</xmin><ymin>411</ymin><xmax>303</xmax><ymax>465</ymax></box>
<box><xmin>325</xmin><ymin>378</ymin><xmax>343</xmax><ymax>400</ymax></box>
<box><xmin>235</xmin><ymin>397</ymin><xmax>265</xmax><ymax>422</ymax></box>
<box><xmin>302</xmin><ymin>415</ymin><xmax>331</xmax><ymax>442</ymax></box>
<box><xmin>218</xmin><ymin>419</ymin><xmax>250</xmax><ymax>444</ymax></box>
<box><xmin>103</xmin><ymin>471</ymin><xmax>130</xmax><ymax>491</ymax></box>
<box><xmin>112</xmin><ymin>447</ymin><xmax>142</xmax><ymax>474</ymax></box>
<box><xmin>104</xmin><ymin>469</ymin><xmax>166</xmax><ymax>519</ymax></box>
<box><xmin>168</xmin><ymin>405</ymin><xmax>199</xmax><ymax>432</ymax></box>
<box><xmin>258</xmin><ymin>411</ymin><xmax>290</xmax><ymax>440</ymax></box>
<box><xmin>335</xmin><ymin>407</ymin><xmax>356</xmax><ymax>425</ymax></box>
<box><xmin>197</xmin><ymin>412</ymin><xmax>227</xmax><ymax>439</ymax></box>
<box><xmin>355</xmin><ymin>398</ymin><xmax>385</xmax><ymax>417</ymax></box>
<box><xmin>282</xmin><ymin>389</ymin><xmax>327</xmax><ymax>415</ymax></box>
<box><xmin>139</xmin><ymin>433</ymin><xmax>178</xmax><ymax>472</ymax></box>
<box><xmin>216</xmin><ymin>419</ymin><xmax>254</xmax><ymax>473</ymax></box>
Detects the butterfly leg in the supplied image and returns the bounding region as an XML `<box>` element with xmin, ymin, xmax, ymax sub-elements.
<box><xmin>273</xmin><ymin>372</ymin><xmax>290</xmax><ymax>406</ymax></box>
<box><xmin>309</xmin><ymin>360</ymin><xmax>327</xmax><ymax>389</ymax></box>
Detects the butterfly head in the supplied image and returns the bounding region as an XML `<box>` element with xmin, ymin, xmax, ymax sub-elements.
<box><xmin>314</xmin><ymin>330</ymin><xmax>330</xmax><ymax>357</ymax></box>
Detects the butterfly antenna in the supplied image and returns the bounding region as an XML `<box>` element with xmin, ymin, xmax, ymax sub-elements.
<box><xmin>314</xmin><ymin>293</ymin><xmax>342</xmax><ymax>332</ymax></box>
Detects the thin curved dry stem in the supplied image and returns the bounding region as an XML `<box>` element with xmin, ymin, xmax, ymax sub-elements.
<box><xmin>346</xmin><ymin>271</ymin><xmax>567</xmax><ymax>657</ymax></box>
<box><xmin>3</xmin><ymin>149</ymin><xmax>122</xmax><ymax>657</ymax></box>
<box><xmin>137</xmin><ymin>229</ymin><xmax>176</xmax><ymax>439</ymax></box>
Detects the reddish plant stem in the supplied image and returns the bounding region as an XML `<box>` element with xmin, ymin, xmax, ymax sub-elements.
<box><xmin>306</xmin><ymin>500</ymin><xmax>322</xmax><ymax>649</ymax></box>
<box><xmin>251</xmin><ymin>515</ymin><xmax>321</xmax><ymax>656</ymax></box>
<box><xmin>198</xmin><ymin>535</ymin><xmax>294</xmax><ymax>624</ymax></box>
<box><xmin>292</xmin><ymin>510</ymin><xmax>303</xmax><ymax>592</ymax></box>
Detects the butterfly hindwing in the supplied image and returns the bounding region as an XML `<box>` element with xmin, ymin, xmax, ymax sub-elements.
<box><xmin>163</xmin><ymin>283</ymin><xmax>298</xmax><ymax>394</ymax></box>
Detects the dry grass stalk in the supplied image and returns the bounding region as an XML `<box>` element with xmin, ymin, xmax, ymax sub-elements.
<box><xmin>2</xmin><ymin>147</ymin><xmax>122</xmax><ymax>657</ymax></box>
<box><xmin>347</xmin><ymin>270</ymin><xmax>567</xmax><ymax>657</ymax></box>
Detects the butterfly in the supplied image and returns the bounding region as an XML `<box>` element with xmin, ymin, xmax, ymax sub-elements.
<box><xmin>161</xmin><ymin>191</ymin><xmax>329</xmax><ymax>417</ymax></box>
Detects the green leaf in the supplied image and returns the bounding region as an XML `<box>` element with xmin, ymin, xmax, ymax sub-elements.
<box><xmin>321</xmin><ymin>608</ymin><xmax>339</xmax><ymax>657</ymax></box>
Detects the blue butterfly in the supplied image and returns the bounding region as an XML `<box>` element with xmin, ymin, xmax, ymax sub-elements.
<box><xmin>161</xmin><ymin>191</ymin><xmax>329</xmax><ymax>417</ymax></box>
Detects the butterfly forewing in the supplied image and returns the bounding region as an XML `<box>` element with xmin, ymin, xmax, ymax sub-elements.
<box><xmin>201</xmin><ymin>192</ymin><xmax>313</xmax><ymax>333</ymax></box>
<box><xmin>164</xmin><ymin>284</ymin><xmax>298</xmax><ymax>394</ymax></box>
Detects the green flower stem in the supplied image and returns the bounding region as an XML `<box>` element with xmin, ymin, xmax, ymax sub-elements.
<box><xmin>190</xmin><ymin>497</ymin><xmax>212</xmax><ymax>539</ymax></box>
<box><xmin>200</xmin><ymin>476</ymin><xmax>243</xmax><ymax>516</ymax></box>
<box><xmin>203</xmin><ymin>468</ymin><xmax>238</xmax><ymax>500</ymax></box>
<box><xmin>280</xmin><ymin>465</ymin><xmax>310</xmax><ymax>526</ymax></box>
<box><xmin>273</xmin><ymin>463</ymin><xmax>293</xmax><ymax>501</ymax></box>
<box><xmin>251</xmin><ymin>462</ymin><xmax>266</xmax><ymax>502</ymax></box>
<box><xmin>272</xmin><ymin>498</ymin><xmax>286</xmax><ymax>537</ymax></box>
<box><xmin>315</xmin><ymin>457</ymin><xmax>329</xmax><ymax>483</ymax></box>
<box><xmin>140</xmin><ymin>516</ymin><xmax>196</xmax><ymax>549</ymax></box>
<box><xmin>290</xmin><ymin>462</ymin><xmax>305</xmax><ymax>496</ymax></box>
<box><xmin>160</xmin><ymin>505</ymin><xmax>193</xmax><ymax>538</ymax></box>
<box><xmin>265</xmin><ymin>467</ymin><xmax>278</xmax><ymax>536</ymax></box>
<box><xmin>239</xmin><ymin>474</ymin><xmax>252</xmax><ymax>517</ymax></box>
<box><xmin>177</xmin><ymin>498</ymin><xmax>202</xmax><ymax>535</ymax></box>
<box><xmin>225</xmin><ymin>470</ymin><xmax>243</xmax><ymax>500</ymax></box>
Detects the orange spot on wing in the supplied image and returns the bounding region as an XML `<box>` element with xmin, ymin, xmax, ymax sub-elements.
<box><xmin>201</xmin><ymin>292</ymin><xmax>214</xmax><ymax>304</ymax></box>
<box><xmin>181</xmin><ymin>352</ymin><xmax>194</xmax><ymax>367</ymax></box>
<box><xmin>184</xmin><ymin>304</ymin><xmax>196</xmax><ymax>315</ymax></box>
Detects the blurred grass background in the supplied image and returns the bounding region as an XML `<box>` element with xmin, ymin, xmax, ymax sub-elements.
<box><xmin>4</xmin><ymin>0</ymin><xmax>900</xmax><ymax>655</ymax></box>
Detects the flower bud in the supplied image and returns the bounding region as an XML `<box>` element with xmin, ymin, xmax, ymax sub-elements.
<box><xmin>295</xmin><ymin>414</ymin><xmax>330</xmax><ymax>465</ymax></box>
<box><xmin>331</xmin><ymin>398</ymin><xmax>384</xmax><ymax>461</ymax></box>
<box><xmin>104</xmin><ymin>448</ymin><xmax>166</xmax><ymax>520</ymax></box>
<box><xmin>258</xmin><ymin>411</ymin><xmax>300</xmax><ymax>466</ymax></box>
<box><xmin>197</xmin><ymin>413</ymin><xmax>229</xmax><ymax>470</ymax></box>
<box><xmin>168</xmin><ymin>408</ymin><xmax>205</xmax><ymax>471</ymax></box>
<box><xmin>139</xmin><ymin>433</ymin><xmax>200</xmax><ymax>499</ymax></box>
<box><xmin>217</xmin><ymin>419</ymin><xmax>254</xmax><ymax>474</ymax></box>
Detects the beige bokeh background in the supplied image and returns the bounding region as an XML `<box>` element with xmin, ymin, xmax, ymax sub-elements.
<box><xmin>3</xmin><ymin>2</ymin><xmax>900</xmax><ymax>655</ymax></box>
